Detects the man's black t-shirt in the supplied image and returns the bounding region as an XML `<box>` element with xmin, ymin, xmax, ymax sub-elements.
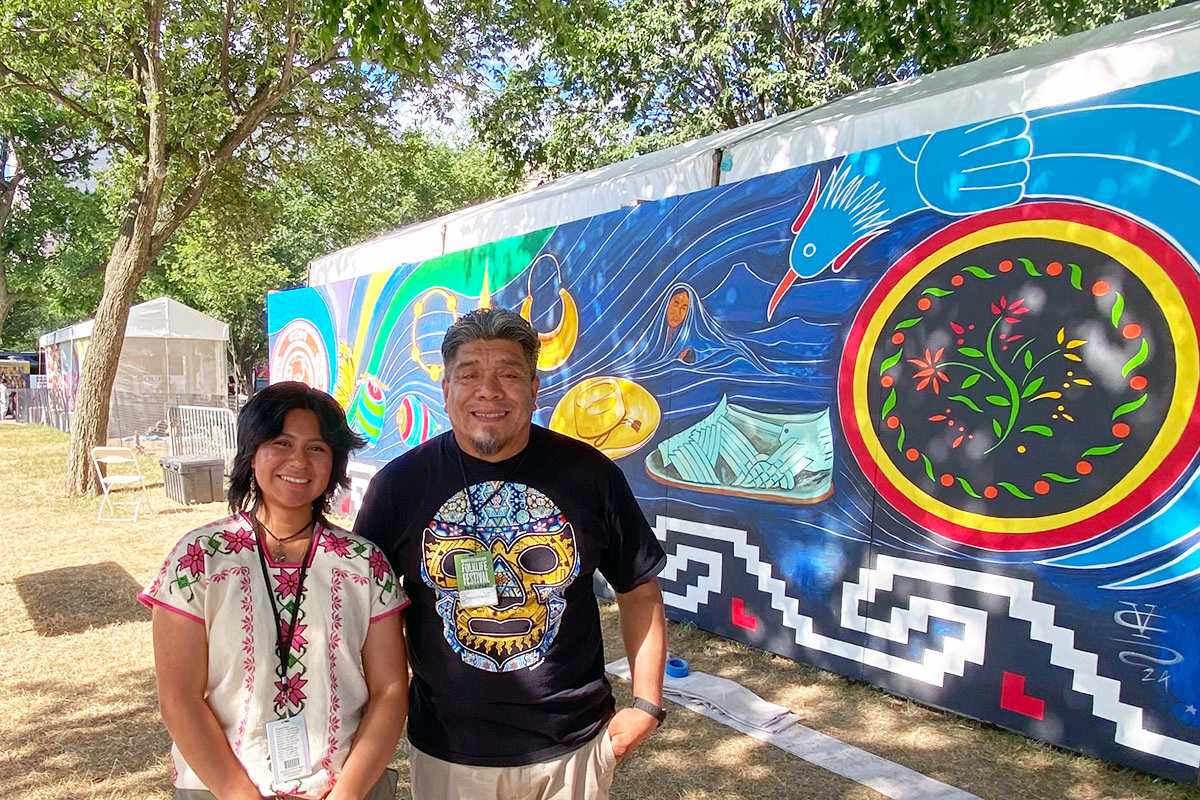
<box><xmin>354</xmin><ymin>425</ymin><xmax>667</xmax><ymax>767</ymax></box>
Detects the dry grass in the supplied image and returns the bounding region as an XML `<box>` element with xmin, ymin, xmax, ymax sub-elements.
<box><xmin>0</xmin><ymin>421</ymin><xmax>1195</xmax><ymax>800</ymax></box>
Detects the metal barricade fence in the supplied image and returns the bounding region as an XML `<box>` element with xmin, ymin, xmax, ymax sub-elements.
<box><xmin>168</xmin><ymin>404</ymin><xmax>237</xmax><ymax>475</ymax></box>
<box><xmin>15</xmin><ymin>387</ymin><xmax>71</xmax><ymax>433</ymax></box>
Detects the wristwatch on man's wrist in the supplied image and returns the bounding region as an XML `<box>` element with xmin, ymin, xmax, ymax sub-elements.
<box><xmin>632</xmin><ymin>697</ymin><xmax>667</xmax><ymax>727</ymax></box>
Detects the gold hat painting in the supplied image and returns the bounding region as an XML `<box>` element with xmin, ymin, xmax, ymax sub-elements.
<box><xmin>549</xmin><ymin>376</ymin><xmax>661</xmax><ymax>459</ymax></box>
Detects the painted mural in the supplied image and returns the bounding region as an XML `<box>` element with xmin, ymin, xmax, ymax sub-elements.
<box><xmin>267</xmin><ymin>69</ymin><xmax>1200</xmax><ymax>782</ymax></box>
<box><xmin>43</xmin><ymin>339</ymin><xmax>86</xmax><ymax>413</ymax></box>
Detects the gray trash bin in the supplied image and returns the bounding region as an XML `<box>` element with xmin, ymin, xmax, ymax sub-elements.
<box><xmin>160</xmin><ymin>455</ymin><xmax>226</xmax><ymax>505</ymax></box>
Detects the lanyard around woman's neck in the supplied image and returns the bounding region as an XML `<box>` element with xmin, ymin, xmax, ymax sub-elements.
<box><xmin>252</xmin><ymin>514</ymin><xmax>319</xmax><ymax>686</ymax></box>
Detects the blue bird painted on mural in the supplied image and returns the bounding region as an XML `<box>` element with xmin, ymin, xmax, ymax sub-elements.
<box><xmin>767</xmin><ymin>105</ymin><xmax>1200</xmax><ymax>322</ymax></box>
<box><xmin>767</xmin><ymin>116</ymin><xmax>1035</xmax><ymax>320</ymax></box>
<box><xmin>766</xmin><ymin>166</ymin><xmax>890</xmax><ymax>320</ymax></box>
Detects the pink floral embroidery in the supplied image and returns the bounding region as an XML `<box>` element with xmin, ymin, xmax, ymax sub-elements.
<box><xmin>282</xmin><ymin>621</ymin><xmax>308</xmax><ymax>651</ymax></box>
<box><xmin>368</xmin><ymin>550</ymin><xmax>389</xmax><ymax>582</ymax></box>
<box><xmin>321</xmin><ymin>533</ymin><xmax>353</xmax><ymax>558</ymax></box>
<box><xmin>209</xmin><ymin>566</ymin><xmax>255</xmax><ymax>756</ymax></box>
<box><xmin>275</xmin><ymin>568</ymin><xmax>301</xmax><ymax>598</ymax></box>
<box><xmin>222</xmin><ymin>527</ymin><xmax>256</xmax><ymax>554</ymax></box>
<box><xmin>178</xmin><ymin>541</ymin><xmax>206</xmax><ymax>577</ymax></box>
<box><xmin>144</xmin><ymin>566</ymin><xmax>166</xmax><ymax>597</ymax></box>
<box><xmin>323</xmin><ymin>569</ymin><xmax>350</xmax><ymax>772</ymax></box>
<box><xmin>275</xmin><ymin>674</ymin><xmax>308</xmax><ymax>708</ymax></box>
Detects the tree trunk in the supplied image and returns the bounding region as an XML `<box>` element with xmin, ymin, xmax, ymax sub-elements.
<box><xmin>0</xmin><ymin>293</ymin><xmax>17</xmax><ymax>345</ymax></box>
<box><xmin>64</xmin><ymin>177</ymin><xmax>164</xmax><ymax>494</ymax></box>
<box><xmin>0</xmin><ymin>150</ymin><xmax>23</xmax><ymax>347</ymax></box>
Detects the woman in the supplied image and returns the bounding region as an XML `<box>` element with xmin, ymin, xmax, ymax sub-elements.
<box><xmin>140</xmin><ymin>382</ymin><xmax>408</xmax><ymax>800</ymax></box>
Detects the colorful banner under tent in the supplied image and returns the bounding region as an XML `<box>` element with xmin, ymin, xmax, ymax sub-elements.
<box><xmin>268</xmin><ymin>6</ymin><xmax>1200</xmax><ymax>783</ymax></box>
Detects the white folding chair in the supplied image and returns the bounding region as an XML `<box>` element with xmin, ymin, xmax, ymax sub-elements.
<box><xmin>91</xmin><ymin>446</ymin><xmax>153</xmax><ymax>522</ymax></box>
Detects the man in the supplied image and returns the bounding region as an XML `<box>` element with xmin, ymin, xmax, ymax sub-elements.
<box><xmin>355</xmin><ymin>308</ymin><xmax>668</xmax><ymax>800</ymax></box>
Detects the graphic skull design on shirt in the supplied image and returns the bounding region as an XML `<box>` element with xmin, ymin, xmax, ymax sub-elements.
<box><xmin>421</xmin><ymin>482</ymin><xmax>579</xmax><ymax>672</ymax></box>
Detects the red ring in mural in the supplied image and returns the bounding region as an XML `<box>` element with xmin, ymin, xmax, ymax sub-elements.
<box><xmin>839</xmin><ymin>201</ymin><xmax>1200</xmax><ymax>551</ymax></box>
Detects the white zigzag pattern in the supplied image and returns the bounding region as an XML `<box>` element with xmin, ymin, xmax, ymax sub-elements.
<box><xmin>653</xmin><ymin>515</ymin><xmax>1200</xmax><ymax>767</ymax></box>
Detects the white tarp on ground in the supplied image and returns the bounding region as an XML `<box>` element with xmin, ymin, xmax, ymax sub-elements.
<box><xmin>38</xmin><ymin>296</ymin><xmax>229</xmax><ymax>347</ymax></box>
<box><xmin>308</xmin><ymin>3</ymin><xmax>1200</xmax><ymax>287</ymax></box>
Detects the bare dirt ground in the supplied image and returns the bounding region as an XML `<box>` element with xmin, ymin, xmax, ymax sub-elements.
<box><xmin>0</xmin><ymin>422</ymin><xmax>1195</xmax><ymax>799</ymax></box>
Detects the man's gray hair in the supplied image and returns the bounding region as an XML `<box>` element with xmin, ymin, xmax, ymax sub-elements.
<box><xmin>441</xmin><ymin>308</ymin><xmax>540</xmax><ymax>377</ymax></box>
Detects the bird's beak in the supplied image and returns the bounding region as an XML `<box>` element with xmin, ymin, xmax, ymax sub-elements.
<box><xmin>767</xmin><ymin>267</ymin><xmax>800</xmax><ymax>321</ymax></box>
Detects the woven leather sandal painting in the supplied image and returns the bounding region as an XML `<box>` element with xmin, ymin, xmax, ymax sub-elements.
<box><xmin>646</xmin><ymin>395</ymin><xmax>834</xmax><ymax>503</ymax></box>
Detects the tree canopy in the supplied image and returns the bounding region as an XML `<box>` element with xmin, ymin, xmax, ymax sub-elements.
<box><xmin>459</xmin><ymin>0</ymin><xmax>1176</xmax><ymax>179</ymax></box>
<box><xmin>0</xmin><ymin>98</ymin><xmax>108</xmax><ymax>349</ymax></box>
<box><xmin>0</xmin><ymin>0</ymin><xmax>444</xmax><ymax>492</ymax></box>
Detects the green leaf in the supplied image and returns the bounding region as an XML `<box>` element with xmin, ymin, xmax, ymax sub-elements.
<box><xmin>1023</xmin><ymin>350</ymin><xmax>1033</xmax><ymax>370</ymax></box>
<box><xmin>1020</xmin><ymin>257</ymin><xmax>1039</xmax><ymax>276</ymax></box>
<box><xmin>949</xmin><ymin>394</ymin><xmax>983</xmax><ymax>412</ymax></box>
<box><xmin>1122</xmin><ymin>338</ymin><xmax>1149</xmax><ymax>378</ymax></box>
<box><xmin>897</xmin><ymin>425</ymin><xmax>906</xmax><ymax>451</ymax></box>
<box><xmin>992</xmin><ymin>418</ymin><xmax>1003</xmax><ymax>437</ymax></box>
<box><xmin>958</xmin><ymin>477</ymin><xmax>981</xmax><ymax>498</ymax></box>
<box><xmin>922</xmin><ymin>287</ymin><xmax>953</xmax><ymax>297</ymax></box>
<box><xmin>962</xmin><ymin>265</ymin><xmax>994</xmax><ymax>279</ymax></box>
<box><xmin>881</xmin><ymin>388</ymin><xmax>897</xmax><ymax>418</ymax></box>
<box><xmin>1112</xmin><ymin>395</ymin><xmax>1147</xmax><ymax>420</ymax></box>
<box><xmin>1069</xmin><ymin>263</ymin><xmax>1083</xmax><ymax>291</ymax></box>
<box><xmin>894</xmin><ymin>317</ymin><xmax>923</xmax><ymax>329</ymax></box>
<box><xmin>1042</xmin><ymin>472</ymin><xmax>1080</xmax><ymax>484</ymax></box>
<box><xmin>986</xmin><ymin>394</ymin><xmax>1011</xmax><ymax>407</ymax></box>
<box><xmin>1082</xmin><ymin>443</ymin><xmax>1123</xmax><ymax>457</ymax></box>
<box><xmin>998</xmin><ymin>481</ymin><xmax>1034</xmax><ymax>500</ymax></box>
<box><xmin>922</xmin><ymin>454</ymin><xmax>936</xmax><ymax>483</ymax></box>
<box><xmin>1020</xmin><ymin>424</ymin><xmax>1053</xmax><ymax>436</ymax></box>
<box><xmin>1021</xmin><ymin>377</ymin><xmax>1044</xmax><ymax>398</ymax></box>
<box><xmin>959</xmin><ymin>347</ymin><xmax>985</xmax><ymax>358</ymax></box>
<box><xmin>880</xmin><ymin>350</ymin><xmax>903</xmax><ymax>373</ymax></box>
<box><xmin>961</xmin><ymin>373</ymin><xmax>981</xmax><ymax>389</ymax></box>
<box><xmin>1111</xmin><ymin>293</ymin><xmax>1125</xmax><ymax>328</ymax></box>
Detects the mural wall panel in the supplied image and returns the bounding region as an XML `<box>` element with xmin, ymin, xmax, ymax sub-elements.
<box><xmin>268</xmin><ymin>70</ymin><xmax>1200</xmax><ymax>782</ymax></box>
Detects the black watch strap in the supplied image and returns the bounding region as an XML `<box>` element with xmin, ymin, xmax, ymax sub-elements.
<box><xmin>632</xmin><ymin>697</ymin><xmax>667</xmax><ymax>727</ymax></box>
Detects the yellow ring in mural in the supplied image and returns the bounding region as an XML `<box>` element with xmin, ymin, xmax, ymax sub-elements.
<box><xmin>550</xmin><ymin>376</ymin><xmax>661</xmax><ymax>459</ymax></box>
<box><xmin>848</xmin><ymin>216</ymin><xmax>1199</xmax><ymax>535</ymax></box>
<box><xmin>411</xmin><ymin>288</ymin><xmax>458</xmax><ymax>381</ymax></box>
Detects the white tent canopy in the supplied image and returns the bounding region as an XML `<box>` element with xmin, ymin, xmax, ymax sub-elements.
<box><xmin>38</xmin><ymin>296</ymin><xmax>229</xmax><ymax>347</ymax></box>
<box><xmin>309</xmin><ymin>3</ymin><xmax>1200</xmax><ymax>286</ymax></box>
<box><xmin>37</xmin><ymin>296</ymin><xmax>230</xmax><ymax>439</ymax></box>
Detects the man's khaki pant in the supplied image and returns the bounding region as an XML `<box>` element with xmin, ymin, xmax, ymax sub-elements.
<box><xmin>409</xmin><ymin>726</ymin><xmax>617</xmax><ymax>800</ymax></box>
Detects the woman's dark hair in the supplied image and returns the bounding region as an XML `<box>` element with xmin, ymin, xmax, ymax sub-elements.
<box><xmin>228</xmin><ymin>381</ymin><xmax>367</xmax><ymax>519</ymax></box>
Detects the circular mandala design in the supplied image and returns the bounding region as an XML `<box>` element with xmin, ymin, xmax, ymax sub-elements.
<box><xmin>839</xmin><ymin>202</ymin><xmax>1200</xmax><ymax>550</ymax></box>
<box><xmin>272</xmin><ymin>320</ymin><xmax>330</xmax><ymax>392</ymax></box>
